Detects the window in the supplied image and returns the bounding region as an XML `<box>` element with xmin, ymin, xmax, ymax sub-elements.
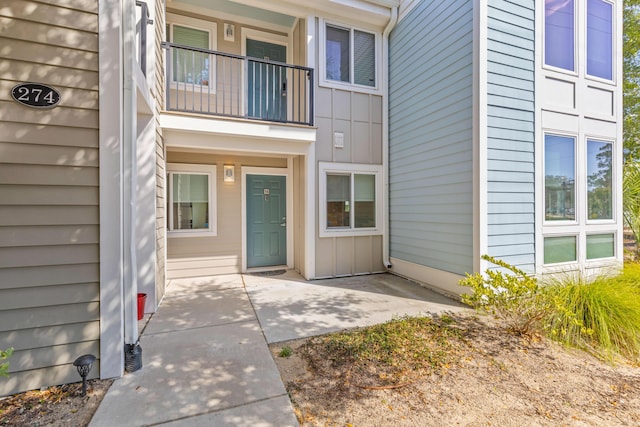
<box><xmin>587</xmin><ymin>139</ymin><xmax>613</xmax><ymax>220</ymax></box>
<box><xmin>167</xmin><ymin>15</ymin><xmax>217</xmax><ymax>87</ymax></box>
<box><xmin>544</xmin><ymin>236</ymin><xmax>577</xmax><ymax>264</ymax></box>
<box><xmin>544</xmin><ymin>134</ymin><xmax>576</xmax><ymax>221</ymax></box>
<box><xmin>167</xmin><ymin>164</ymin><xmax>217</xmax><ymax>237</ymax></box>
<box><xmin>543</xmin><ymin>0</ymin><xmax>614</xmax><ymax>81</ymax></box>
<box><xmin>586</xmin><ymin>233</ymin><xmax>615</xmax><ymax>259</ymax></box>
<box><xmin>320</xmin><ymin>162</ymin><xmax>382</xmax><ymax>237</ymax></box>
<box><xmin>545</xmin><ymin>0</ymin><xmax>575</xmax><ymax>71</ymax></box>
<box><xmin>587</xmin><ymin>0</ymin><xmax>613</xmax><ymax>80</ymax></box>
<box><xmin>321</xmin><ymin>20</ymin><xmax>378</xmax><ymax>91</ymax></box>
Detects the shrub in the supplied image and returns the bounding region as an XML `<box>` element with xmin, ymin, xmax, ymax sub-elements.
<box><xmin>0</xmin><ymin>348</ymin><xmax>13</xmax><ymax>378</ymax></box>
<box><xmin>545</xmin><ymin>267</ymin><xmax>640</xmax><ymax>362</ymax></box>
<box><xmin>459</xmin><ymin>255</ymin><xmax>552</xmax><ymax>335</ymax></box>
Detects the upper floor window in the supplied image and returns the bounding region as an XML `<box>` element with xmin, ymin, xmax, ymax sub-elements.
<box><xmin>166</xmin><ymin>14</ymin><xmax>217</xmax><ymax>86</ymax></box>
<box><xmin>587</xmin><ymin>0</ymin><xmax>613</xmax><ymax>80</ymax></box>
<box><xmin>543</xmin><ymin>0</ymin><xmax>614</xmax><ymax>81</ymax></box>
<box><xmin>320</xmin><ymin>20</ymin><xmax>379</xmax><ymax>92</ymax></box>
<box><xmin>545</xmin><ymin>0</ymin><xmax>575</xmax><ymax>72</ymax></box>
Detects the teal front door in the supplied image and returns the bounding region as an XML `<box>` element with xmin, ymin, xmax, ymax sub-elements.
<box><xmin>246</xmin><ymin>39</ymin><xmax>287</xmax><ymax>122</ymax></box>
<box><xmin>246</xmin><ymin>175</ymin><xmax>287</xmax><ymax>268</ymax></box>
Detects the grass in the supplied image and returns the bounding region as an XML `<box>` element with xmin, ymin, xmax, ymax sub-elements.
<box><xmin>278</xmin><ymin>346</ymin><xmax>292</xmax><ymax>358</ymax></box>
<box><xmin>312</xmin><ymin>314</ymin><xmax>465</xmax><ymax>386</ymax></box>
<box><xmin>543</xmin><ymin>264</ymin><xmax>640</xmax><ymax>362</ymax></box>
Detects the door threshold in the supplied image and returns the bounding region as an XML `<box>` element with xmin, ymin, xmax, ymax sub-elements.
<box><xmin>245</xmin><ymin>266</ymin><xmax>288</xmax><ymax>275</ymax></box>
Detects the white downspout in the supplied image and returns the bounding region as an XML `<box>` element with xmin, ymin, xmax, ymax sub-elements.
<box><xmin>123</xmin><ymin>0</ymin><xmax>139</xmax><ymax>345</ymax></box>
<box><xmin>382</xmin><ymin>6</ymin><xmax>398</xmax><ymax>269</ymax></box>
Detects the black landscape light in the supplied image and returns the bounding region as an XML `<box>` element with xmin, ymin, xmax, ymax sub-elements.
<box><xmin>73</xmin><ymin>354</ymin><xmax>96</xmax><ymax>397</ymax></box>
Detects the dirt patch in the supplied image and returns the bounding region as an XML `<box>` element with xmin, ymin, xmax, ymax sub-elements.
<box><xmin>0</xmin><ymin>379</ymin><xmax>112</xmax><ymax>427</ymax></box>
<box><xmin>271</xmin><ymin>314</ymin><xmax>640</xmax><ymax>426</ymax></box>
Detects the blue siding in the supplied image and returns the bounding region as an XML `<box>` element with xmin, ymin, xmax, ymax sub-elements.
<box><xmin>487</xmin><ymin>0</ymin><xmax>536</xmax><ymax>272</ymax></box>
<box><xmin>389</xmin><ymin>0</ymin><xmax>474</xmax><ymax>275</ymax></box>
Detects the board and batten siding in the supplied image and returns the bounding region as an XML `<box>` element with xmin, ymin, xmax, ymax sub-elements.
<box><xmin>314</xmin><ymin>86</ymin><xmax>385</xmax><ymax>277</ymax></box>
<box><xmin>486</xmin><ymin>0</ymin><xmax>536</xmax><ymax>272</ymax></box>
<box><xmin>388</xmin><ymin>0</ymin><xmax>474</xmax><ymax>276</ymax></box>
<box><xmin>0</xmin><ymin>0</ymin><xmax>100</xmax><ymax>396</ymax></box>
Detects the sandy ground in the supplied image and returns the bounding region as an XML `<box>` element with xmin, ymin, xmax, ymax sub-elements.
<box><xmin>2</xmin><ymin>313</ymin><xmax>639</xmax><ymax>426</ymax></box>
<box><xmin>272</xmin><ymin>314</ymin><xmax>640</xmax><ymax>427</ymax></box>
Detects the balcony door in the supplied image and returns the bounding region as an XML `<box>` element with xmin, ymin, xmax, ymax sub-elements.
<box><xmin>246</xmin><ymin>39</ymin><xmax>287</xmax><ymax>122</ymax></box>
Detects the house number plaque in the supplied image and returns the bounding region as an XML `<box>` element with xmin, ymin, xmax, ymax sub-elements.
<box><xmin>11</xmin><ymin>83</ymin><xmax>61</xmax><ymax>109</ymax></box>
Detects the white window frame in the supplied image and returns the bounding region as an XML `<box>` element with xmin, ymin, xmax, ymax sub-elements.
<box><xmin>542</xmin><ymin>0</ymin><xmax>578</xmax><ymax>76</ymax></box>
<box><xmin>585</xmin><ymin>136</ymin><xmax>615</xmax><ymax>224</ymax></box>
<box><xmin>540</xmin><ymin>131</ymin><xmax>618</xmax><ymax>267</ymax></box>
<box><xmin>167</xmin><ymin>163</ymin><xmax>217</xmax><ymax>238</ymax></box>
<box><xmin>543</xmin><ymin>132</ymin><xmax>579</xmax><ymax>226</ymax></box>
<box><xmin>586</xmin><ymin>0</ymin><xmax>615</xmax><ymax>83</ymax></box>
<box><xmin>319</xmin><ymin>162</ymin><xmax>383</xmax><ymax>237</ymax></box>
<box><xmin>318</xmin><ymin>18</ymin><xmax>382</xmax><ymax>94</ymax></box>
<box><xmin>541</xmin><ymin>0</ymin><xmax>616</xmax><ymax>84</ymax></box>
<box><xmin>166</xmin><ymin>14</ymin><xmax>217</xmax><ymax>93</ymax></box>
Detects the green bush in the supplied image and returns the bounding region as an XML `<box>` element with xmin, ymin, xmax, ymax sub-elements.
<box><xmin>0</xmin><ymin>347</ymin><xmax>13</xmax><ymax>378</ymax></box>
<box><xmin>545</xmin><ymin>266</ymin><xmax>640</xmax><ymax>362</ymax></box>
<box><xmin>459</xmin><ymin>255</ymin><xmax>552</xmax><ymax>335</ymax></box>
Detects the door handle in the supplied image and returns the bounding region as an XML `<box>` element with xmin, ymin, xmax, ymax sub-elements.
<box><xmin>280</xmin><ymin>217</ymin><xmax>286</xmax><ymax>227</ymax></box>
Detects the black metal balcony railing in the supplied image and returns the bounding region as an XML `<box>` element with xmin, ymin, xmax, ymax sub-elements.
<box><xmin>162</xmin><ymin>42</ymin><xmax>314</xmax><ymax>126</ymax></box>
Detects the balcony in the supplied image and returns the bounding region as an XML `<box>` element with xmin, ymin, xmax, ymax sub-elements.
<box><xmin>162</xmin><ymin>42</ymin><xmax>314</xmax><ymax>126</ymax></box>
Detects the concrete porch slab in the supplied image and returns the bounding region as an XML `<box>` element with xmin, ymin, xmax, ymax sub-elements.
<box><xmin>90</xmin><ymin>321</ymin><xmax>287</xmax><ymax>427</ymax></box>
<box><xmin>244</xmin><ymin>272</ymin><xmax>466</xmax><ymax>343</ymax></box>
<box><xmin>144</xmin><ymin>287</ymin><xmax>254</xmax><ymax>335</ymax></box>
<box><xmin>166</xmin><ymin>274</ymin><xmax>245</xmax><ymax>296</ymax></box>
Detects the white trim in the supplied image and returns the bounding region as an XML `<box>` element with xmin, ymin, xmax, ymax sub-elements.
<box><xmin>318</xmin><ymin>18</ymin><xmax>383</xmax><ymax>95</ymax></box>
<box><xmin>473</xmin><ymin>0</ymin><xmax>488</xmax><ymax>273</ymax></box>
<box><xmin>304</xmin><ymin>147</ymin><xmax>316</xmax><ymax>279</ymax></box>
<box><xmin>166</xmin><ymin>163</ymin><xmax>218</xmax><ymax>237</ymax></box>
<box><xmin>318</xmin><ymin>162</ymin><xmax>383</xmax><ymax>238</ymax></box>
<box><xmin>99</xmin><ymin>0</ymin><xmax>125</xmax><ymax>379</ymax></box>
<box><xmin>160</xmin><ymin>114</ymin><xmax>316</xmax><ymax>146</ymax></box>
<box><xmin>241</xmin><ymin>166</ymin><xmax>293</xmax><ymax>272</ymax></box>
<box><xmin>390</xmin><ymin>257</ymin><xmax>465</xmax><ymax>297</ymax></box>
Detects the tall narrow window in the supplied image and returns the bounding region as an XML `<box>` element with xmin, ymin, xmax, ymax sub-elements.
<box><xmin>545</xmin><ymin>134</ymin><xmax>576</xmax><ymax>221</ymax></box>
<box><xmin>354</xmin><ymin>174</ymin><xmax>376</xmax><ymax>227</ymax></box>
<box><xmin>545</xmin><ymin>0</ymin><xmax>575</xmax><ymax>71</ymax></box>
<box><xmin>354</xmin><ymin>30</ymin><xmax>375</xmax><ymax>87</ymax></box>
<box><xmin>326</xmin><ymin>26</ymin><xmax>350</xmax><ymax>83</ymax></box>
<box><xmin>587</xmin><ymin>0</ymin><xmax>613</xmax><ymax>80</ymax></box>
<box><xmin>587</xmin><ymin>139</ymin><xmax>613</xmax><ymax>219</ymax></box>
<box><xmin>327</xmin><ymin>174</ymin><xmax>351</xmax><ymax>228</ymax></box>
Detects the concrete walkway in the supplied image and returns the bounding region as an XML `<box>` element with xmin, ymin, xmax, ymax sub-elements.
<box><xmin>90</xmin><ymin>271</ymin><xmax>465</xmax><ymax>426</ymax></box>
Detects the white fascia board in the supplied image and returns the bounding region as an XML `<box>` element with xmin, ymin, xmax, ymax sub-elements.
<box><xmin>160</xmin><ymin>113</ymin><xmax>316</xmax><ymax>143</ymax></box>
<box><xmin>169</xmin><ymin>1</ymin><xmax>292</xmax><ymax>33</ymax></box>
<box><xmin>163</xmin><ymin>128</ymin><xmax>313</xmax><ymax>156</ymax></box>
<box><xmin>230</xmin><ymin>0</ymin><xmax>391</xmax><ymax>26</ymax></box>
